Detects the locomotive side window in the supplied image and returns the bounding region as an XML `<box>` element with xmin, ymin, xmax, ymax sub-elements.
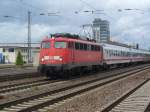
<box><xmin>55</xmin><ymin>42</ymin><xmax>67</xmax><ymax>48</ymax></box>
<box><xmin>84</xmin><ymin>44</ymin><xmax>87</xmax><ymax>50</ymax></box>
<box><xmin>75</xmin><ymin>43</ymin><xmax>100</xmax><ymax>51</ymax></box>
<box><xmin>68</xmin><ymin>42</ymin><xmax>74</xmax><ymax>49</ymax></box>
<box><xmin>91</xmin><ymin>45</ymin><xmax>95</xmax><ymax>51</ymax></box>
<box><xmin>75</xmin><ymin>43</ymin><xmax>80</xmax><ymax>50</ymax></box>
<box><xmin>80</xmin><ymin>43</ymin><xmax>84</xmax><ymax>50</ymax></box>
<box><xmin>42</xmin><ymin>42</ymin><xmax>50</xmax><ymax>48</ymax></box>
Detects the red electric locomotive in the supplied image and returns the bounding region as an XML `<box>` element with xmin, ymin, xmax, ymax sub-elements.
<box><xmin>38</xmin><ymin>33</ymin><xmax>103</xmax><ymax>78</ymax></box>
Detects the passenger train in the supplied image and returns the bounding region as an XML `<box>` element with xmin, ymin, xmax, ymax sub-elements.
<box><xmin>38</xmin><ymin>33</ymin><xmax>150</xmax><ymax>78</ymax></box>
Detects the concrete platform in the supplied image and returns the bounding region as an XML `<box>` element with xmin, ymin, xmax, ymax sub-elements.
<box><xmin>111</xmin><ymin>80</ymin><xmax>150</xmax><ymax>112</ymax></box>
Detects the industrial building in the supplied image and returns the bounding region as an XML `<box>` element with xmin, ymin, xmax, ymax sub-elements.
<box><xmin>0</xmin><ymin>46</ymin><xmax>40</xmax><ymax>65</ymax></box>
<box><xmin>93</xmin><ymin>18</ymin><xmax>110</xmax><ymax>42</ymax></box>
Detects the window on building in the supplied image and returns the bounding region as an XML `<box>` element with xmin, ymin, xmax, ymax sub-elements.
<box><xmin>3</xmin><ymin>48</ymin><xmax>5</xmax><ymax>52</ymax></box>
<box><xmin>8</xmin><ymin>48</ymin><xmax>14</xmax><ymax>52</ymax></box>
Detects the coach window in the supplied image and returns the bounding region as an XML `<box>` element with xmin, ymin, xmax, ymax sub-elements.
<box><xmin>114</xmin><ymin>50</ymin><xmax>116</xmax><ymax>56</ymax></box>
<box><xmin>55</xmin><ymin>42</ymin><xmax>67</xmax><ymax>48</ymax></box>
<box><xmin>112</xmin><ymin>50</ymin><xmax>114</xmax><ymax>56</ymax></box>
<box><xmin>105</xmin><ymin>50</ymin><xmax>107</xmax><ymax>55</ymax></box>
<box><xmin>116</xmin><ymin>51</ymin><xmax>118</xmax><ymax>56</ymax></box>
<box><xmin>108</xmin><ymin>50</ymin><xmax>110</xmax><ymax>56</ymax></box>
<box><xmin>119</xmin><ymin>51</ymin><xmax>122</xmax><ymax>56</ymax></box>
<box><xmin>109</xmin><ymin>50</ymin><xmax>111</xmax><ymax>56</ymax></box>
<box><xmin>115</xmin><ymin>50</ymin><xmax>117</xmax><ymax>56</ymax></box>
<box><xmin>106</xmin><ymin>50</ymin><xmax>108</xmax><ymax>56</ymax></box>
<box><xmin>42</xmin><ymin>42</ymin><xmax>50</xmax><ymax>48</ymax></box>
<box><xmin>109</xmin><ymin>50</ymin><xmax>112</xmax><ymax>56</ymax></box>
<box><xmin>115</xmin><ymin>51</ymin><xmax>117</xmax><ymax>56</ymax></box>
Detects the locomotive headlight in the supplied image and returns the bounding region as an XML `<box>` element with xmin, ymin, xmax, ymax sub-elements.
<box><xmin>41</xmin><ymin>58</ymin><xmax>44</xmax><ymax>62</ymax></box>
<box><xmin>59</xmin><ymin>57</ymin><xmax>63</xmax><ymax>61</ymax></box>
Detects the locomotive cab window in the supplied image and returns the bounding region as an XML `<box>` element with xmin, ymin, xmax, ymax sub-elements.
<box><xmin>42</xmin><ymin>42</ymin><xmax>50</xmax><ymax>48</ymax></box>
<box><xmin>55</xmin><ymin>42</ymin><xmax>67</xmax><ymax>48</ymax></box>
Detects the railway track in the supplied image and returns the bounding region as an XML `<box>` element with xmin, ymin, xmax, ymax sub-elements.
<box><xmin>0</xmin><ymin>64</ymin><xmax>149</xmax><ymax>112</ymax></box>
<box><xmin>0</xmin><ymin>76</ymin><xmax>48</xmax><ymax>88</ymax></box>
<box><xmin>101</xmin><ymin>79</ymin><xmax>150</xmax><ymax>112</ymax></box>
<box><xmin>0</xmin><ymin>64</ymin><xmax>146</xmax><ymax>96</ymax></box>
<box><xmin>0</xmin><ymin>79</ymin><xmax>59</xmax><ymax>95</ymax></box>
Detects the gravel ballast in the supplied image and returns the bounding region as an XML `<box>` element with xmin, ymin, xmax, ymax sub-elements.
<box><xmin>44</xmin><ymin>68</ymin><xmax>150</xmax><ymax>112</ymax></box>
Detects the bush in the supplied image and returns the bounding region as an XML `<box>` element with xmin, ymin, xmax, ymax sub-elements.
<box><xmin>16</xmin><ymin>51</ymin><xmax>24</xmax><ymax>66</ymax></box>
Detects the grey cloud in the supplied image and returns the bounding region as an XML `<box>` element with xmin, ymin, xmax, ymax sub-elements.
<box><xmin>0</xmin><ymin>0</ymin><xmax>150</xmax><ymax>49</ymax></box>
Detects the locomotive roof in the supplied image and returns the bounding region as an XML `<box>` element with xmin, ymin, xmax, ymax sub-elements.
<box><xmin>42</xmin><ymin>37</ymin><xmax>100</xmax><ymax>45</ymax></box>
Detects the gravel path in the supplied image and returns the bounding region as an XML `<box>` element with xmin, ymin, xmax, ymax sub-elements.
<box><xmin>0</xmin><ymin>67</ymin><xmax>37</xmax><ymax>76</ymax></box>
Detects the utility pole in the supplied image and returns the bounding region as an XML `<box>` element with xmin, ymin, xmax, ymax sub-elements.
<box><xmin>28</xmin><ymin>11</ymin><xmax>31</xmax><ymax>63</ymax></box>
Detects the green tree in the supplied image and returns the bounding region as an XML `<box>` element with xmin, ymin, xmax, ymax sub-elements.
<box><xmin>16</xmin><ymin>51</ymin><xmax>24</xmax><ymax>66</ymax></box>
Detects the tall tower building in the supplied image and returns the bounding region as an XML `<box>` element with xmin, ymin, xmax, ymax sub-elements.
<box><xmin>93</xmin><ymin>18</ymin><xmax>110</xmax><ymax>42</ymax></box>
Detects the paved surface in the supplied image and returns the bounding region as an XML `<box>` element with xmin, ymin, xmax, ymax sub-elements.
<box><xmin>111</xmin><ymin>80</ymin><xmax>150</xmax><ymax>112</ymax></box>
<box><xmin>0</xmin><ymin>64</ymin><xmax>33</xmax><ymax>69</ymax></box>
<box><xmin>0</xmin><ymin>67</ymin><xmax>37</xmax><ymax>76</ymax></box>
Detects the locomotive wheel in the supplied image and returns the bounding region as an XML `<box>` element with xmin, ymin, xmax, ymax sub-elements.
<box><xmin>62</xmin><ymin>70</ymin><xmax>71</xmax><ymax>79</ymax></box>
<box><xmin>75</xmin><ymin>67</ymin><xmax>82</xmax><ymax>76</ymax></box>
<box><xmin>45</xmin><ymin>69</ymin><xmax>57</xmax><ymax>79</ymax></box>
<box><xmin>103</xmin><ymin>65</ymin><xmax>110</xmax><ymax>70</ymax></box>
<box><xmin>92</xmin><ymin>65</ymin><xmax>99</xmax><ymax>73</ymax></box>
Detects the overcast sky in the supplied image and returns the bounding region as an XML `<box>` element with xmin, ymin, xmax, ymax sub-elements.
<box><xmin>0</xmin><ymin>0</ymin><xmax>150</xmax><ymax>49</ymax></box>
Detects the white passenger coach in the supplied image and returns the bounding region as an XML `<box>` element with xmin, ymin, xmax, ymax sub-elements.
<box><xmin>102</xmin><ymin>43</ymin><xmax>150</xmax><ymax>65</ymax></box>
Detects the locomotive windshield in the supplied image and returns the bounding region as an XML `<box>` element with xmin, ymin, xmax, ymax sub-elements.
<box><xmin>55</xmin><ymin>42</ymin><xmax>67</xmax><ymax>48</ymax></box>
<box><xmin>42</xmin><ymin>42</ymin><xmax>50</xmax><ymax>48</ymax></box>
